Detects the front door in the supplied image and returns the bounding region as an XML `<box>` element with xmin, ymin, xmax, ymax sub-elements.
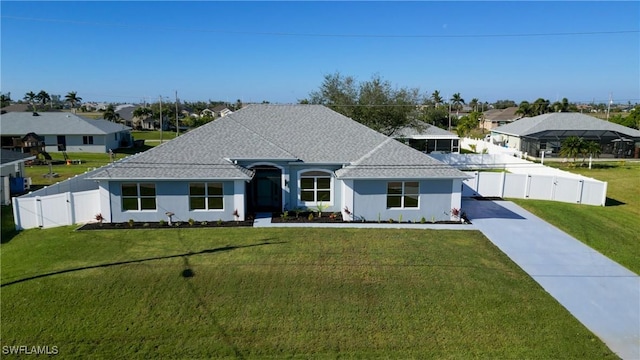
<box><xmin>248</xmin><ymin>167</ymin><xmax>282</xmax><ymax>213</ymax></box>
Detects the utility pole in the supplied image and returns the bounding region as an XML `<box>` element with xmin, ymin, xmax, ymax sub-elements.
<box><xmin>159</xmin><ymin>96</ymin><xmax>163</xmax><ymax>144</ymax></box>
<box><xmin>175</xmin><ymin>90</ymin><xmax>179</xmax><ymax>137</ymax></box>
<box><xmin>606</xmin><ymin>93</ymin><xmax>612</xmax><ymax>121</ymax></box>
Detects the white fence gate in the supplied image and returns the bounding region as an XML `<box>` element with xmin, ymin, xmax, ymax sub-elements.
<box><xmin>462</xmin><ymin>172</ymin><xmax>607</xmax><ymax>206</ymax></box>
<box><xmin>12</xmin><ymin>189</ymin><xmax>100</xmax><ymax>230</ymax></box>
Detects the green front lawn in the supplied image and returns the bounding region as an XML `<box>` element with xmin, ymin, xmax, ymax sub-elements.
<box><xmin>1</xmin><ymin>227</ymin><xmax>615</xmax><ymax>358</ymax></box>
<box><xmin>512</xmin><ymin>161</ymin><xmax>640</xmax><ymax>274</ymax></box>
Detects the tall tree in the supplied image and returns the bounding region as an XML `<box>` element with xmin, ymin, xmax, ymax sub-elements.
<box><xmin>532</xmin><ymin>98</ymin><xmax>550</xmax><ymax>115</ymax></box>
<box><xmin>516</xmin><ymin>100</ymin><xmax>532</xmax><ymax>117</ymax></box>
<box><xmin>133</xmin><ymin>107</ymin><xmax>153</xmax><ymax>129</ymax></box>
<box><xmin>0</xmin><ymin>92</ymin><xmax>12</xmax><ymax>107</ymax></box>
<box><xmin>36</xmin><ymin>90</ymin><xmax>51</xmax><ymax>110</ymax></box>
<box><xmin>24</xmin><ymin>91</ymin><xmax>37</xmax><ymax>111</ymax></box>
<box><xmin>469</xmin><ymin>98</ymin><xmax>479</xmax><ymax>112</ymax></box>
<box><xmin>65</xmin><ymin>91</ymin><xmax>83</xmax><ymax>113</ymax></box>
<box><xmin>102</xmin><ymin>104</ymin><xmax>121</xmax><ymax>122</ymax></box>
<box><xmin>450</xmin><ymin>93</ymin><xmax>465</xmax><ymax>117</ymax></box>
<box><xmin>310</xmin><ymin>73</ymin><xmax>421</xmax><ymax>136</ymax></box>
<box><xmin>431</xmin><ymin>90</ymin><xmax>443</xmax><ymax>108</ymax></box>
<box><xmin>559</xmin><ymin>136</ymin><xmax>584</xmax><ymax>163</ymax></box>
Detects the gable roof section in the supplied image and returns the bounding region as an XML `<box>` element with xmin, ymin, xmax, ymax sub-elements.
<box><xmin>335</xmin><ymin>138</ymin><xmax>467</xmax><ymax>179</ymax></box>
<box><xmin>89</xmin><ymin>104</ymin><xmax>468</xmax><ymax>181</ymax></box>
<box><xmin>484</xmin><ymin>107</ymin><xmax>520</xmax><ymax>122</ymax></box>
<box><xmin>492</xmin><ymin>113</ymin><xmax>640</xmax><ymax>138</ymax></box>
<box><xmin>0</xmin><ymin>112</ymin><xmax>131</xmax><ymax>135</ymax></box>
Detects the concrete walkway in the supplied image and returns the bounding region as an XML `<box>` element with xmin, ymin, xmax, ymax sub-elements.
<box><xmin>462</xmin><ymin>198</ymin><xmax>640</xmax><ymax>360</ymax></box>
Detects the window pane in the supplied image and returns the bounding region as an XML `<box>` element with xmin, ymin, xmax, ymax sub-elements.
<box><xmin>301</xmin><ymin>190</ymin><xmax>315</xmax><ymax>202</ymax></box>
<box><xmin>387</xmin><ymin>195</ymin><xmax>401</xmax><ymax>208</ymax></box>
<box><xmin>300</xmin><ymin>178</ymin><xmax>314</xmax><ymax>190</ymax></box>
<box><xmin>190</xmin><ymin>183</ymin><xmax>205</xmax><ymax>196</ymax></box>
<box><xmin>317</xmin><ymin>178</ymin><xmax>330</xmax><ymax>190</ymax></box>
<box><xmin>387</xmin><ymin>182</ymin><xmax>402</xmax><ymax>195</ymax></box>
<box><xmin>317</xmin><ymin>191</ymin><xmax>330</xmax><ymax>202</ymax></box>
<box><xmin>140</xmin><ymin>198</ymin><xmax>156</xmax><ymax>210</ymax></box>
<box><xmin>208</xmin><ymin>183</ymin><xmax>223</xmax><ymax>196</ymax></box>
<box><xmin>405</xmin><ymin>182</ymin><xmax>419</xmax><ymax>195</ymax></box>
<box><xmin>122</xmin><ymin>183</ymin><xmax>138</xmax><ymax>196</ymax></box>
<box><xmin>404</xmin><ymin>195</ymin><xmax>419</xmax><ymax>208</ymax></box>
<box><xmin>139</xmin><ymin>183</ymin><xmax>156</xmax><ymax>196</ymax></box>
<box><xmin>208</xmin><ymin>197</ymin><xmax>223</xmax><ymax>209</ymax></box>
<box><xmin>190</xmin><ymin>197</ymin><xmax>205</xmax><ymax>210</ymax></box>
<box><xmin>122</xmin><ymin>198</ymin><xmax>138</xmax><ymax>211</ymax></box>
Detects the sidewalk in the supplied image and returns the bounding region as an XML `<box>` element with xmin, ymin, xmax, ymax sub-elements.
<box><xmin>462</xmin><ymin>198</ymin><xmax>640</xmax><ymax>360</ymax></box>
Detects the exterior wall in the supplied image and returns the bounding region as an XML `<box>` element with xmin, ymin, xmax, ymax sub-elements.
<box><xmin>351</xmin><ymin>179</ymin><xmax>457</xmax><ymax>222</ymax></box>
<box><xmin>41</xmin><ymin>131</ymin><xmax>130</xmax><ymax>153</ymax></box>
<box><xmin>106</xmin><ymin>180</ymin><xmax>241</xmax><ymax>223</ymax></box>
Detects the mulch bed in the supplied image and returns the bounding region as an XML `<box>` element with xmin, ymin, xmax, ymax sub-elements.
<box><xmin>271</xmin><ymin>212</ymin><xmax>469</xmax><ymax>225</ymax></box>
<box><xmin>77</xmin><ymin>220</ymin><xmax>254</xmax><ymax>230</ymax></box>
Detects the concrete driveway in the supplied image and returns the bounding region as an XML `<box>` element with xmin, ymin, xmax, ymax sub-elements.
<box><xmin>462</xmin><ymin>198</ymin><xmax>640</xmax><ymax>360</ymax></box>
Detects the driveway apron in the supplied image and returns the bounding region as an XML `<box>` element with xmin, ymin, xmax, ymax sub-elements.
<box><xmin>462</xmin><ymin>199</ymin><xmax>639</xmax><ymax>360</ymax></box>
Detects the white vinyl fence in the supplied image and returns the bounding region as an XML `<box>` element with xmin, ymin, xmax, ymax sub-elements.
<box><xmin>12</xmin><ymin>189</ymin><xmax>100</xmax><ymax>230</ymax></box>
<box><xmin>11</xmin><ymin>165</ymin><xmax>108</xmax><ymax>230</ymax></box>
<box><xmin>462</xmin><ymin>171</ymin><xmax>607</xmax><ymax>206</ymax></box>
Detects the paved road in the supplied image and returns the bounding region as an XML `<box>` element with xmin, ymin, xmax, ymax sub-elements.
<box><xmin>462</xmin><ymin>199</ymin><xmax>640</xmax><ymax>360</ymax></box>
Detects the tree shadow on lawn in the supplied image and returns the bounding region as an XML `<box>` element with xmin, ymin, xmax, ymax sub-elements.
<box><xmin>1</xmin><ymin>240</ymin><xmax>283</xmax><ymax>287</ymax></box>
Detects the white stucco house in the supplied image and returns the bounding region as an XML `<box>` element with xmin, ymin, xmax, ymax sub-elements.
<box><xmin>88</xmin><ymin>104</ymin><xmax>469</xmax><ymax>223</ymax></box>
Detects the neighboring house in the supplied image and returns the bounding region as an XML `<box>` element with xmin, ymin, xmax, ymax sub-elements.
<box><xmin>115</xmin><ymin>104</ymin><xmax>137</xmax><ymax>128</ymax></box>
<box><xmin>490</xmin><ymin>113</ymin><xmax>640</xmax><ymax>158</ymax></box>
<box><xmin>481</xmin><ymin>107</ymin><xmax>521</xmax><ymax>130</ymax></box>
<box><xmin>0</xmin><ymin>112</ymin><xmax>133</xmax><ymax>153</ymax></box>
<box><xmin>0</xmin><ymin>103</ymin><xmax>31</xmax><ymax>114</ymax></box>
<box><xmin>1</xmin><ymin>149</ymin><xmax>35</xmax><ymax>205</ymax></box>
<box><xmin>393</xmin><ymin>121</ymin><xmax>460</xmax><ymax>154</ymax></box>
<box><xmin>212</xmin><ymin>105</ymin><xmax>233</xmax><ymax>117</ymax></box>
<box><xmin>88</xmin><ymin>104</ymin><xmax>469</xmax><ymax>224</ymax></box>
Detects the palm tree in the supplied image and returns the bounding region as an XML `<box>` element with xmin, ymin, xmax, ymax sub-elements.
<box><xmin>516</xmin><ymin>101</ymin><xmax>531</xmax><ymax>117</ymax></box>
<box><xmin>581</xmin><ymin>141</ymin><xmax>602</xmax><ymax>164</ymax></box>
<box><xmin>0</xmin><ymin>93</ymin><xmax>12</xmax><ymax>108</ymax></box>
<box><xmin>559</xmin><ymin>136</ymin><xmax>584</xmax><ymax>164</ymax></box>
<box><xmin>469</xmin><ymin>98</ymin><xmax>479</xmax><ymax>112</ymax></box>
<box><xmin>24</xmin><ymin>91</ymin><xmax>37</xmax><ymax>111</ymax></box>
<box><xmin>36</xmin><ymin>90</ymin><xmax>51</xmax><ymax>110</ymax></box>
<box><xmin>532</xmin><ymin>98</ymin><xmax>550</xmax><ymax>115</ymax></box>
<box><xmin>65</xmin><ymin>91</ymin><xmax>83</xmax><ymax>113</ymax></box>
<box><xmin>103</xmin><ymin>104</ymin><xmax>121</xmax><ymax>122</ymax></box>
<box><xmin>133</xmin><ymin>107</ymin><xmax>153</xmax><ymax>129</ymax></box>
<box><xmin>431</xmin><ymin>90</ymin><xmax>443</xmax><ymax>108</ymax></box>
<box><xmin>450</xmin><ymin>93</ymin><xmax>465</xmax><ymax>116</ymax></box>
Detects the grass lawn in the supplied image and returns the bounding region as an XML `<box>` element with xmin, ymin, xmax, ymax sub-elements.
<box><xmin>0</xmin><ymin>227</ymin><xmax>616</xmax><ymax>358</ymax></box>
<box><xmin>131</xmin><ymin>130</ymin><xmax>179</xmax><ymax>141</ymax></box>
<box><xmin>511</xmin><ymin>161</ymin><xmax>640</xmax><ymax>274</ymax></box>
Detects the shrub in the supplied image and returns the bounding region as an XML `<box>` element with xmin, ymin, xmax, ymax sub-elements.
<box><xmin>307</xmin><ymin>213</ymin><xmax>314</xmax><ymax>221</ymax></box>
<box><xmin>420</xmin><ymin>217</ymin><xmax>426</xmax><ymax>224</ymax></box>
<box><xmin>188</xmin><ymin>218</ymin><xmax>195</xmax><ymax>226</ymax></box>
<box><xmin>159</xmin><ymin>219</ymin><xmax>166</xmax><ymax>226</ymax></box>
<box><xmin>128</xmin><ymin>219</ymin><xmax>134</xmax><ymax>227</ymax></box>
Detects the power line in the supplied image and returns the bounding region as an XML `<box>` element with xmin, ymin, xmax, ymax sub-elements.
<box><xmin>2</xmin><ymin>15</ymin><xmax>638</xmax><ymax>39</ymax></box>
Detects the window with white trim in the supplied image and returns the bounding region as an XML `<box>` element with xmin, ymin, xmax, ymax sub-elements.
<box><xmin>189</xmin><ymin>182</ymin><xmax>224</xmax><ymax>210</ymax></box>
<box><xmin>387</xmin><ymin>181</ymin><xmax>419</xmax><ymax>208</ymax></box>
<box><xmin>299</xmin><ymin>171</ymin><xmax>332</xmax><ymax>203</ymax></box>
<box><xmin>122</xmin><ymin>183</ymin><xmax>156</xmax><ymax>211</ymax></box>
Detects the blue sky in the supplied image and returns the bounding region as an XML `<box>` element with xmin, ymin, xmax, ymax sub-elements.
<box><xmin>1</xmin><ymin>1</ymin><xmax>638</xmax><ymax>105</ymax></box>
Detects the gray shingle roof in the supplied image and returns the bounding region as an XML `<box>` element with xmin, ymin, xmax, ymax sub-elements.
<box><xmin>1</xmin><ymin>149</ymin><xmax>36</xmax><ymax>165</ymax></box>
<box><xmin>493</xmin><ymin>113</ymin><xmax>640</xmax><ymax>138</ymax></box>
<box><xmin>89</xmin><ymin>104</ymin><xmax>467</xmax><ymax>181</ymax></box>
<box><xmin>0</xmin><ymin>112</ymin><xmax>131</xmax><ymax>135</ymax></box>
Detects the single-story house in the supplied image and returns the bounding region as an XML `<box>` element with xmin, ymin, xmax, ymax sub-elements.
<box><xmin>88</xmin><ymin>105</ymin><xmax>469</xmax><ymax>223</ymax></box>
<box><xmin>490</xmin><ymin>113</ymin><xmax>640</xmax><ymax>158</ymax></box>
<box><xmin>1</xmin><ymin>149</ymin><xmax>35</xmax><ymax>205</ymax></box>
<box><xmin>481</xmin><ymin>107</ymin><xmax>520</xmax><ymax>130</ymax></box>
<box><xmin>0</xmin><ymin>112</ymin><xmax>133</xmax><ymax>153</ymax></box>
<box><xmin>393</xmin><ymin>120</ymin><xmax>460</xmax><ymax>154</ymax></box>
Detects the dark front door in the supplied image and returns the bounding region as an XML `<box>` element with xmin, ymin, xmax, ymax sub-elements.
<box><xmin>248</xmin><ymin>167</ymin><xmax>282</xmax><ymax>213</ymax></box>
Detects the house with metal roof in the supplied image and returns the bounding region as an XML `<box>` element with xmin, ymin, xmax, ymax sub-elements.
<box><xmin>89</xmin><ymin>104</ymin><xmax>469</xmax><ymax>223</ymax></box>
<box><xmin>393</xmin><ymin>120</ymin><xmax>460</xmax><ymax>154</ymax></box>
<box><xmin>0</xmin><ymin>112</ymin><xmax>133</xmax><ymax>153</ymax></box>
<box><xmin>490</xmin><ymin>113</ymin><xmax>640</xmax><ymax>158</ymax></box>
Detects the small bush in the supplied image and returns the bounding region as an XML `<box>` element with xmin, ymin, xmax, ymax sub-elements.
<box><xmin>217</xmin><ymin>219</ymin><xmax>223</xmax><ymax>226</ymax></box>
<box><xmin>128</xmin><ymin>219</ymin><xmax>134</xmax><ymax>227</ymax></box>
<box><xmin>420</xmin><ymin>217</ymin><xmax>426</xmax><ymax>224</ymax></box>
<box><xmin>159</xmin><ymin>219</ymin><xmax>166</xmax><ymax>226</ymax></box>
<box><xmin>307</xmin><ymin>213</ymin><xmax>314</xmax><ymax>221</ymax></box>
<box><xmin>188</xmin><ymin>218</ymin><xmax>195</xmax><ymax>226</ymax></box>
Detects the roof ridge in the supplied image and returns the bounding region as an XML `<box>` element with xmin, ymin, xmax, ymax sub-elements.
<box><xmin>350</xmin><ymin>137</ymin><xmax>394</xmax><ymax>166</ymax></box>
<box><xmin>224</xmin><ymin>111</ymin><xmax>299</xmax><ymax>160</ymax></box>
